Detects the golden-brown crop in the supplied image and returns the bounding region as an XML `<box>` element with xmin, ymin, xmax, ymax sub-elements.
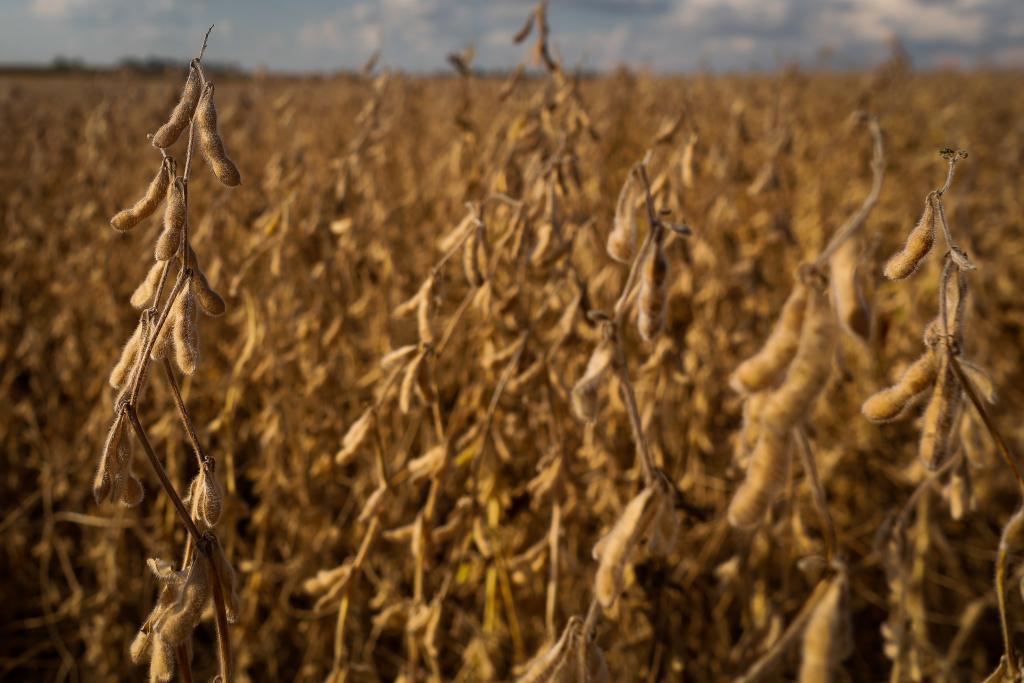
<box><xmin>4</xmin><ymin>10</ymin><xmax>1024</xmax><ymax>683</ymax></box>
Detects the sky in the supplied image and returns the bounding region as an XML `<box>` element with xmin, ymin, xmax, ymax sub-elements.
<box><xmin>1</xmin><ymin>0</ymin><xmax>1023</xmax><ymax>73</ymax></box>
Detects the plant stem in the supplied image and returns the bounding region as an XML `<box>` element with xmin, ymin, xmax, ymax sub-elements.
<box><xmin>814</xmin><ymin>115</ymin><xmax>885</xmax><ymax>268</ymax></box>
<box><xmin>207</xmin><ymin>549</ymin><xmax>233</xmax><ymax>682</ymax></box>
<box><xmin>162</xmin><ymin>356</ymin><xmax>207</xmax><ymax>467</ymax></box>
<box><xmin>614</xmin><ymin>354</ymin><xmax>655</xmax><ymax>485</ymax></box>
<box><xmin>793</xmin><ymin>427</ymin><xmax>838</xmax><ymax>564</ymax></box>
<box><xmin>995</xmin><ymin>506</ymin><xmax>1024</xmax><ymax>681</ymax></box>
<box><xmin>125</xmin><ymin>407</ymin><xmax>203</xmax><ymax>543</ymax></box>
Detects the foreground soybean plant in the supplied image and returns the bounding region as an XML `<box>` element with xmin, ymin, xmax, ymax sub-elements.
<box><xmin>865</xmin><ymin>151</ymin><xmax>1024</xmax><ymax>683</ymax></box>
<box><xmin>97</xmin><ymin>27</ymin><xmax>240</xmax><ymax>682</ymax></box>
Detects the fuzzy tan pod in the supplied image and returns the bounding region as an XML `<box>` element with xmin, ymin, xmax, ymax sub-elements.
<box><xmin>94</xmin><ymin>413</ymin><xmax>128</xmax><ymax>504</ymax></box>
<box><xmin>958</xmin><ymin>359</ymin><xmax>996</xmax><ymax>404</ymax></box>
<box><xmin>152</xmin><ymin>62</ymin><xmax>201</xmax><ymax>149</ymax></box>
<box><xmin>210</xmin><ymin>536</ymin><xmax>240</xmax><ymax>622</ymax></box>
<box><xmin>862</xmin><ymin>350</ymin><xmax>938</xmax><ymax>423</ymax></box>
<box><xmin>760</xmin><ymin>286</ymin><xmax>836</xmax><ymax>431</ymax></box>
<box><xmin>829</xmin><ymin>237</ymin><xmax>871</xmax><ymax>340</ymax></box>
<box><xmin>944</xmin><ymin>456</ymin><xmax>975</xmax><ymax>521</ymax></box>
<box><xmin>197</xmin><ymin>83</ymin><xmax>242</xmax><ymax>187</ymax></box>
<box><xmin>729</xmin><ymin>281</ymin><xmax>808</xmax><ymax>394</ymax></box>
<box><xmin>149</xmin><ymin>289</ymin><xmax>182</xmax><ymax>361</ymax></box>
<box><xmin>120</xmin><ymin>473</ymin><xmax>145</xmax><ymax>507</ymax></box>
<box><xmin>336</xmin><ymin>410</ymin><xmax>373</xmax><ymax>465</ymax></box>
<box><xmin>110</xmin><ymin>158</ymin><xmax>173</xmax><ymax>232</ymax></box>
<box><xmin>514</xmin><ymin>616</ymin><xmax>583</xmax><ymax>683</ymax></box>
<box><xmin>155</xmin><ymin>178</ymin><xmax>186</xmax><ymax>261</ymax></box>
<box><xmin>190</xmin><ymin>253</ymin><xmax>227</xmax><ymax>316</ymax></box>
<box><xmin>571</xmin><ymin>339</ymin><xmax>614</xmax><ymax>422</ymax></box>
<box><xmin>109</xmin><ymin>316</ymin><xmax>147</xmax><ymax>390</ymax></box>
<box><xmin>727</xmin><ymin>428</ymin><xmax>791</xmax><ymax>529</ymax></box>
<box><xmin>131</xmin><ymin>261</ymin><xmax>167</xmax><ymax>309</ymax></box>
<box><xmin>736</xmin><ymin>391</ymin><xmax>768</xmax><ymax>464</ymax></box>
<box><xmin>884</xmin><ymin>191</ymin><xmax>936</xmax><ymax>280</ymax></box>
<box><xmin>919</xmin><ymin>352</ymin><xmax>963</xmax><ymax>470</ymax></box>
<box><xmin>463</xmin><ymin>223</ymin><xmax>487</xmax><ymax>287</ymax></box>
<box><xmin>592</xmin><ymin>486</ymin><xmax>658</xmax><ymax>608</ymax></box>
<box><xmin>171</xmin><ymin>283</ymin><xmax>199</xmax><ymax>375</ymax></box>
<box><xmin>607</xmin><ymin>172</ymin><xmax>637</xmax><ymax>264</ymax></box>
<box><xmin>190</xmin><ymin>464</ymin><xmax>223</xmax><ymax>529</ymax></box>
<box><xmin>680</xmin><ymin>133</ymin><xmax>698</xmax><ymax>188</ymax></box>
<box><xmin>147</xmin><ymin>635</ymin><xmax>176</xmax><ymax>683</ymax></box>
<box><xmin>155</xmin><ymin>558</ymin><xmax>210</xmax><ymax>646</ymax></box>
<box><xmin>647</xmin><ymin>474</ymin><xmax>679</xmax><ymax>557</ymax></box>
<box><xmin>637</xmin><ymin>240</ymin><xmax>669</xmax><ymax>342</ymax></box>
<box><xmin>399</xmin><ymin>350</ymin><xmax>423</xmax><ymax>414</ymax></box>
<box><xmin>798</xmin><ymin>576</ymin><xmax>851</xmax><ymax>683</ymax></box>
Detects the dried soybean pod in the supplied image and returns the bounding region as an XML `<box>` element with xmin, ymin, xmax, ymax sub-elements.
<box><xmin>191</xmin><ymin>464</ymin><xmax>223</xmax><ymax>528</ymax></box>
<box><xmin>131</xmin><ymin>261</ymin><xmax>166</xmax><ymax>309</ymax></box>
<box><xmin>148</xmin><ymin>636</ymin><xmax>175</xmax><ymax>683</ymax></box>
<box><xmin>196</xmin><ymin>83</ymin><xmax>241</xmax><ymax>187</ymax></box>
<box><xmin>647</xmin><ymin>474</ymin><xmax>679</xmax><ymax>557</ymax></box>
<box><xmin>680</xmin><ymin>132</ymin><xmax>698</xmax><ymax>188</ymax></box>
<box><xmin>94</xmin><ymin>413</ymin><xmax>127</xmax><ymax>503</ymax></box>
<box><xmin>884</xmin><ymin>191</ymin><xmax>936</xmax><ymax>280</ymax></box>
<box><xmin>172</xmin><ymin>283</ymin><xmax>199</xmax><ymax>375</ymax></box>
<box><xmin>637</xmin><ymin>238</ymin><xmax>668</xmax><ymax>342</ymax></box>
<box><xmin>120</xmin><ymin>473</ymin><xmax>145</xmax><ymax>507</ymax></box>
<box><xmin>150</xmin><ymin>291</ymin><xmax>180</xmax><ymax>361</ymax></box>
<box><xmin>944</xmin><ymin>454</ymin><xmax>974</xmax><ymax>521</ymax></box>
<box><xmin>155</xmin><ymin>178</ymin><xmax>185</xmax><ymax>261</ymax></box>
<box><xmin>515</xmin><ymin>616</ymin><xmax>578</xmax><ymax>683</ymax></box>
<box><xmin>606</xmin><ymin>172</ymin><xmax>637</xmax><ymax>264</ymax></box>
<box><xmin>416</xmin><ymin>276</ymin><xmax>436</xmax><ymax>345</ymax></box>
<box><xmin>155</xmin><ymin>558</ymin><xmax>210</xmax><ymax>646</ymax></box>
<box><xmin>210</xmin><ymin>536</ymin><xmax>240</xmax><ymax>622</ymax></box>
<box><xmin>959</xmin><ymin>359</ymin><xmax>996</xmax><ymax>404</ymax></box>
<box><xmin>729</xmin><ymin>281</ymin><xmax>808</xmax><ymax>394</ymax></box>
<box><xmin>192</xmin><ymin>267</ymin><xmax>225</xmax><ymax>317</ymax></box>
<box><xmin>152</xmin><ymin>61</ymin><xmax>201</xmax><ymax>149</ymax></box>
<box><xmin>463</xmin><ymin>224</ymin><xmax>485</xmax><ymax>287</ymax></box>
<box><xmin>862</xmin><ymin>350</ymin><xmax>938</xmax><ymax>423</ymax></box>
<box><xmin>736</xmin><ymin>391</ymin><xmax>768</xmax><ymax>463</ymax></box>
<box><xmin>109</xmin><ymin>317</ymin><xmax>147</xmax><ymax>389</ymax></box>
<box><xmin>592</xmin><ymin>486</ymin><xmax>657</xmax><ymax>607</ymax></box>
<box><xmin>830</xmin><ymin>237</ymin><xmax>870</xmax><ymax>340</ymax></box>
<box><xmin>399</xmin><ymin>350</ymin><xmax>427</xmax><ymax>413</ymax></box>
<box><xmin>571</xmin><ymin>339</ymin><xmax>614</xmax><ymax>422</ymax></box>
<box><xmin>727</xmin><ymin>429</ymin><xmax>791</xmax><ymax>529</ymax></box>
<box><xmin>110</xmin><ymin>158</ymin><xmax>174</xmax><ymax>232</ymax></box>
<box><xmin>919</xmin><ymin>352</ymin><xmax>962</xmax><ymax>470</ymax></box>
<box><xmin>186</xmin><ymin>247</ymin><xmax>226</xmax><ymax>316</ymax></box>
<box><xmin>798</xmin><ymin>577</ymin><xmax>850</xmax><ymax>683</ymax></box>
<box><xmin>336</xmin><ymin>410</ymin><xmax>373</xmax><ymax>465</ymax></box>
<box><xmin>760</xmin><ymin>286</ymin><xmax>836</xmax><ymax>430</ymax></box>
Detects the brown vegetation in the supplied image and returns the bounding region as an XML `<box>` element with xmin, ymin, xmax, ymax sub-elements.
<box><xmin>3</xmin><ymin>14</ymin><xmax>1024</xmax><ymax>682</ymax></box>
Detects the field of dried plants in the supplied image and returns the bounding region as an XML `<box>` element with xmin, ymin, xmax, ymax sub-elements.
<box><xmin>3</xmin><ymin>16</ymin><xmax>1024</xmax><ymax>683</ymax></box>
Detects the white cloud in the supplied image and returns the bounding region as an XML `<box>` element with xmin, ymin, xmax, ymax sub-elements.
<box><xmin>30</xmin><ymin>0</ymin><xmax>103</xmax><ymax>19</ymax></box>
<box><xmin>823</xmin><ymin>0</ymin><xmax>987</xmax><ymax>44</ymax></box>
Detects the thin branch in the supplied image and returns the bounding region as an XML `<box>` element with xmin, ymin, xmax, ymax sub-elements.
<box><xmin>206</xmin><ymin>547</ymin><xmax>233</xmax><ymax>682</ymax></box>
<box><xmin>162</xmin><ymin>356</ymin><xmax>207</xmax><ymax>466</ymax></box>
<box><xmin>814</xmin><ymin>115</ymin><xmax>885</xmax><ymax>268</ymax></box>
<box><xmin>614</xmin><ymin>356</ymin><xmax>655</xmax><ymax>485</ymax></box>
<box><xmin>197</xmin><ymin>25</ymin><xmax>214</xmax><ymax>63</ymax></box>
<box><xmin>124</xmin><ymin>407</ymin><xmax>203</xmax><ymax>543</ymax></box>
<box><xmin>793</xmin><ymin>427</ymin><xmax>838</xmax><ymax>564</ymax></box>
